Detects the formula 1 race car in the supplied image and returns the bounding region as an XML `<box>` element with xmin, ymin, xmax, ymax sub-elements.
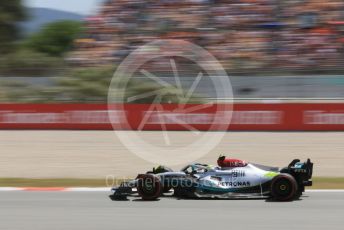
<box><xmin>111</xmin><ymin>156</ymin><xmax>313</xmax><ymax>201</ymax></box>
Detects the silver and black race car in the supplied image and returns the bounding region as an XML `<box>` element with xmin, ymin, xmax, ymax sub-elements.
<box><xmin>111</xmin><ymin>156</ymin><xmax>313</xmax><ymax>201</ymax></box>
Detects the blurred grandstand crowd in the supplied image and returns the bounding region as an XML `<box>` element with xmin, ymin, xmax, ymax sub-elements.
<box><xmin>68</xmin><ymin>0</ymin><xmax>344</xmax><ymax>74</ymax></box>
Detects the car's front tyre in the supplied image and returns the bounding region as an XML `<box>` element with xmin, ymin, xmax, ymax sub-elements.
<box><xmin>137</xmin><ymin>174</ymin><xmax>162</xmax><ymax>200</ymax></box>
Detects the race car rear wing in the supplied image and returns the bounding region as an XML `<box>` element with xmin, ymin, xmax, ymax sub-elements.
<box><xmin>281</xmin><ymin>158</ymin><xmax>313</xmax><ymax>187</ymax></box>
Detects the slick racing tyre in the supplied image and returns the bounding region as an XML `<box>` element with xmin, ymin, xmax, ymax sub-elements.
<box><xmin>270</xmin><ymin>173</ymin><xmax>298</xmax><ymax>201</ymax></box>
<box><xmin>137</xmin><ymin>174</ymin><xmax>162</xmax><ymax>200</ymax></box>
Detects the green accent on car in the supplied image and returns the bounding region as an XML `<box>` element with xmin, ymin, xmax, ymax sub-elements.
<box><xmin>264</xmin><ymin>172</ymin><xmax>280</xmax><ymax>178</ymax></box>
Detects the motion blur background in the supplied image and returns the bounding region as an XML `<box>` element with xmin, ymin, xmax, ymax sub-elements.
<box><xmin>0</xmin><ymin>0</ymin><xmax>344</xmax><ymax>180</ymax></box>
<box><xmin>1</xmin><ymin>3</ymin><xmax>344</xmax><ymax>230</ymax></box>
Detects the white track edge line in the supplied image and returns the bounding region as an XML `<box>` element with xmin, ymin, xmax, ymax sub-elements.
<box><xmin>306</xmin><ymin>189</ymin><xmax>344</xmax><ymax>192</ymax></box>
<box><xmin>66</xmin><ymin>187</ymin><xmax>110</xmax><ymax>192</ymax></box>
<box><xmin>0</xmin><ymin>188</ymin><xmax>343</xmax><ymax>192</ymax></box>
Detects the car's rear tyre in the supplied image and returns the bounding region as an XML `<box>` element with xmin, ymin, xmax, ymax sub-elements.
<box><xmin>270</xmin><ymin>173</ymin><xmax>298</xmax><ymax>201</ymax></box>
<box><xmin>137</xmin><ymin>174</ymin><xmax>162</xmax><ymax>200</ymax></box>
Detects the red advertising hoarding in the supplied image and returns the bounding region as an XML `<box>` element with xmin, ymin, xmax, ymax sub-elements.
<box><xmin>0</xmin><ymin>103</ymin><xmax>343</xmax><ymax>131</ymax></box>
